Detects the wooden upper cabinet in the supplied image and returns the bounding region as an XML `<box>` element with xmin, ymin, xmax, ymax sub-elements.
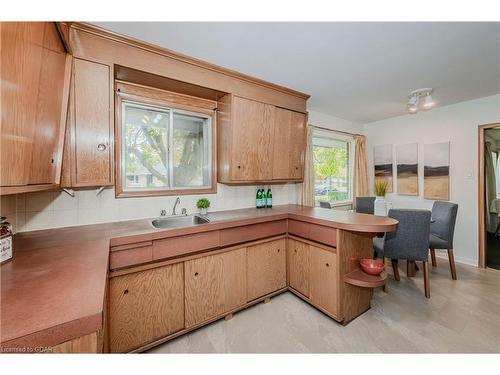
<box><xmin>272</xmin><ymin>108</ymin><xmax>307</xmax><ymax>180</ymax></box>
<box><xmin>217</xmin><ymin>94</ymin><xmax>307</xmax><ymax>184</ymax></box>
<box><xmin>0</xmin><ymin>22</ymin><xmax>70</xmax><ymax>191</ymax></box>
<box><xmin>246</xmin><ymin>238</ymin><xmax>286</xmax><ymax>301</ymax></box>
<box><xmin>230</xmin><ymin>96</ymin><xmax>273</xmax><ymax>181</ymax></box>
<box><xmin>184</xmin><ymin>248</ymin><xmax>246</xmax><ymax>328</ymax></box>
<box><xmin>61</xmin><ymin>58</ymin><xmax>113</xmax><ymax>187</ymax></box>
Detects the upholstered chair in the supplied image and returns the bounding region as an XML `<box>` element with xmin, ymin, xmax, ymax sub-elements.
<box><xmin>355</xmin><ymin>197</ymin><xmax>376</xmax><ymax>214</ymax></box>
<box><xmin>429</xmin><ymin>201</ymin><xmax>459</xmax><ymax>280</ymax></box>
<box><xmin>373</xmin><ymin>209</ymin><xmax>432</xmax><ymax>298</ymax></box>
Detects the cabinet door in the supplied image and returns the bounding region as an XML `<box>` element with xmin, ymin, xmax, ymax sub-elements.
<box><xmin>184</xmin><ymin>248</ymin><xmax>246</xmax><ymax>328</ymax></box>
<box><xmin>271</xmin><ymin>108</ymin><xmax>307</xmax><ymax>180</ymax></box>
<box><xmin>247</xmin><ymin>238</ymin><xmax>286</xmax><ymax>301</ymax></box>
<box><xmin>287</xmin><ymin>238</ymin><xmax>310</xmax><ymax>297</ymax></box>
<box><xmin>230</xmin><ymin>96</ymin><xmax>273</xmax><ymax>181</ymax></box>
<box><xmin>109</xmin><ymin>263</ymin><xmax>184</xmax><ymax>353</ymax></box>
<box><xmin>309</xmin><ymin>245</ymin><xmax>338</xmax><ymax>317</ymax></box>
<box><xmin>1</xmin><ymin>22</ymin><xmax>68</xmax><ymax>187</ymax></box>
<box><xmin>72</xmin><ymin>58</ymin><xmax>112</xmax><ymax>186</ymax></box>
<box><xmin>29</xmin><ymin>25</ymin><xmax>68</xmax><ymax>184</ymax></box>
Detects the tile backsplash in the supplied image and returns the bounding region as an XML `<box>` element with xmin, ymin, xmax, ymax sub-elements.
<box><xmin>0</xmin><ymin>183</ymin><xmax>296</xmax><ymax>233</ymax></box>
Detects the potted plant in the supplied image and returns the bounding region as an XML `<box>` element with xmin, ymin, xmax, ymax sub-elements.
<box><xmin>373</xmin><ymin>180</ymin><xmax>389</xmax><ymax>216</ymax></box>
<box><xmin>196</xmin><ymin>198</ymin><xmax>210</xmax><ymax>215</ymax></box>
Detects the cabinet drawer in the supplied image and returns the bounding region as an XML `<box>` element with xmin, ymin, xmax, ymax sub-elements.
<box><xmin>153</xmin><ymin>231</ymin><xmax>220</xmax><ymax>261</ymax></box>
<box><xmin>109</xmin><ymin>242</ymin><xmax>153</xmax><ymax>270</ymax></box>
<box><xmin>220</xmin><ymin>220</ymin><xmax>287</xmax><ymax>246</ymax></box>
<box><xmin>288</xmin><ymin>220</ymin><xmax>337</xmax><ymax>247</ymax></box>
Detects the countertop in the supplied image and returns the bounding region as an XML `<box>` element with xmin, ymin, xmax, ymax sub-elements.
<box><xmin>0</xmin><ymin>204</ymin><xmax>397</xmax><ymax>350</ymax></box>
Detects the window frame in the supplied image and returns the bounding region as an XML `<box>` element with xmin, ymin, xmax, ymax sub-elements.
<box><xmin>312</xmin><ymin>128</ymin><xmax>355</xmax><ymax>207</ymax></box>
<box><xmin>115</xmin><ymin>84</ymin><xmax>217</xmax><ymax>198</ymax></box>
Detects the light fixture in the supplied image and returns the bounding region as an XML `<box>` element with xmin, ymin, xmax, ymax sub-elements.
<box><xmin>406</xmin><ymin>88</ymin><xmax>435</xmax><ymax>114</ymax></box>
<box><xmin>422</xmin><ymin>93</ymin><xmax>435</xmax><ymax>109</ymax></box>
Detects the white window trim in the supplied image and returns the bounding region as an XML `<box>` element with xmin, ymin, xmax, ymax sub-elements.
<box><xmin>121</xmin><ymin>99</ymin><xmax>213</xmax><ymax>193</ymax></box>
<box><xmin>312</xmin><ymin>127</ymin><xmax>355</xmax><ymax>207</ymax></box>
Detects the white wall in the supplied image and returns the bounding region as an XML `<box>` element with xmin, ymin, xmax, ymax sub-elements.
<box><xmin>364</xmin><ymin>94</ymin><xmax>500</xmax><ymax>266</ymax></box>
<box><xmin>0</xmin><ymin>183</ymin><xmax>293</xmax><ymax>233</ymax></box>
<box><xmin>308</xmin><ymin>110</ymin><xmax>364</xmax><ymax>134</ymax></box>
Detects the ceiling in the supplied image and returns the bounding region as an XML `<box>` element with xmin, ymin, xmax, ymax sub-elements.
<box><xmin>93</xmin><ymin>22</ymin><xmax>500</xmax><ymax>124</ymax></box>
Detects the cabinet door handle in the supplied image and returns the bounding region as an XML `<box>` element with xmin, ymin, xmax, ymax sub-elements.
<box><xmin>294</xmin><ymin>249</ymin><xmax>297</xmax><ymax>253</ymax></box>
<box><xmin>123</xmin><ymin>288</ymin><xmax>129</xmax><ymax>295</ymax></box>
<box><xmin>194</xmin><ymin>272</ymin><xmax>199</xmax><ymax>277</ymax></box>
<box><xmin>237</xmin><ymin>165</ymin><xmax>241</xmax><ymax>169</ymax></box>
<box><xmin>295</xmin><ymin>166</ymin><xmax>299</xmax><ymax>170</ymax></box>
<box><xmin>326</xmin><ymin>263</ymin><xmax>330</xmax><ymax>267</ymax></box>
<box><xmin>277</xmin><ymin>248</ymin><xmax>280</xmax><ymax>253</ymax></box>
<box><xmin>97</xmin><ymin>143</ymin><xmax>107</xmax><ymax>151</ymax></box>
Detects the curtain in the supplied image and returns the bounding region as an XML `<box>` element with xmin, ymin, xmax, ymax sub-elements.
<box><xmin>485</xmin><ymin>141</ymin><xmax>497</xmax><ymax>232</ymax></box>
<box><xmin>353</xmin><ymin>135</ymin><xmax>369</xmax><ymax>204</ymax></box>
<box><xmin>297</xmin><ymin>126</ymin><xmax>315</xmax><ymax>207</ymax></box>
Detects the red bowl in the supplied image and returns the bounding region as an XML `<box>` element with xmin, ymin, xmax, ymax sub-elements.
<box><xmin>359</xmin><ymin>259</ymin><xmax>385</xmax><ymax>275</ymax></box>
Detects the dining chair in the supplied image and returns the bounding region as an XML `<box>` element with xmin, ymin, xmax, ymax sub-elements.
<box><xmin>319</xmin><ymin>201</ymin><xmax>332</xmax><ymax>209</ymax></box>
<box><xmin>429</xmin><ymin>201</ymin><xmax>459</xmax><ymax>280</ymax></box>
<box><xmin>355</xmin><ymin>197</ymin><xmax>376</xmax><ymax>214</ymax></box>
<box><xmin>373</xmin><ymin>209</ymin><xmax>432</xmax><ymax>298</ymax></box>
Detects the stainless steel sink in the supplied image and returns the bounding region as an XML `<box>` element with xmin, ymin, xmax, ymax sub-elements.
<box><xmin>151</xmin><ymin>214</ymin><xmax>210</xmax><ymax>229</ymax></box>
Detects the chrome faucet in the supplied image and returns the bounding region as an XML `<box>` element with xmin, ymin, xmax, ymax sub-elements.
<box><xmin>172</xmin><ymin>197</ymin><xmax>181</xmax><ymax>215</ymax></box>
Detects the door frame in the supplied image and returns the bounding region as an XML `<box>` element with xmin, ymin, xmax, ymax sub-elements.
<box><xmin>478</xmin><ymin>122</ymin><xmax>500</xmax><ymax>268</ymax></box>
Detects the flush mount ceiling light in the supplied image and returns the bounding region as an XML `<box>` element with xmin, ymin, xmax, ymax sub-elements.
<box><xmin>407</xmin><ymin>88</ymin><xmax>435</xmax><ymax>114</ymax></box>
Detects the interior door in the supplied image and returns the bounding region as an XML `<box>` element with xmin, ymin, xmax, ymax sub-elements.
<box><xmin>230</xmin><ymin>96</ymin><xmax>273</xmax><ymax>181</ymax></box>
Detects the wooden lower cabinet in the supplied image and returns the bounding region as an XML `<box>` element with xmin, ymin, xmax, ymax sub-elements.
<box><xmin>246</xmin><ymin>238</ymin><xmax>286</xmax><ymax>301</ymax></box>
<box><xmin>287</xmin><ymin>238</ymin><xmax>310</xmax><ymax>297</ymax></box>
<box><xmin>50</xmin><ymin>332</ymin><xmax>99</xmax><ymax>353</ymax></box>
<box><xmin>109</xmin><ymin>263</ymin><xmax>184</xmax><ymax>353</ymax></box>
<box><xmin>184</xmin><ymin>248</ymin><xmax>247</xmax><ymax>328</ymax></box>
<box><xmin>309</xmin><ymin>245</ymin><xmax>339</xmax><ymax>318</ymax></box>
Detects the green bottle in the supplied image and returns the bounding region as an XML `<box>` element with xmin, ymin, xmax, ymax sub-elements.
<box><xmin>262</xmin><ymin>188</ymin><xmax>268</xmax><ymax>208</ymax></box>
<box><xmin>256</xmin><ymin>189</ymin><xmax>261</xmax><ymax>208</ymax></box>
<box><xmin>267</xmin><ymin>188</ymin><xmax>272</xmax><ymax>208</ymax></box>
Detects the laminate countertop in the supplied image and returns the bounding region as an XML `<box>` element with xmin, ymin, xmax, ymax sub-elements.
<box><xmin>0</xmin><ymin>204</ymin><xmax>397</xmax><ymax>351</ymax></box>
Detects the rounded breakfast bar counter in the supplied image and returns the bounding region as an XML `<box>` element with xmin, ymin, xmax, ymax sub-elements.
<box><xmin>1</xmin><ymin>204</ymin><xmax>397</xmax><ymax>352</ymax></box>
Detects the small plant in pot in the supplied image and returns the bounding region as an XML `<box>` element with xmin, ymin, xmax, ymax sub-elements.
<box><xmin>374</xmin><ymin>180</ymin><xmax>389</xmax><ymax>197</ymax></box>
<box><xmin>373</xmin><ymin>180</ymin><xmax>389</xmax><ymax>216</ymax></box>
<box><xmin>196</xmin><ymin>198</ymin><xmax>210</xmax><ymax>215</ymax></box>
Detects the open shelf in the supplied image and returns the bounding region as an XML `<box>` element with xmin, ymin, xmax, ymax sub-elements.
<box><xmin>344</xmin><ymin>269</ymin><xmax>387</xmax><ymax>288</ymax></box>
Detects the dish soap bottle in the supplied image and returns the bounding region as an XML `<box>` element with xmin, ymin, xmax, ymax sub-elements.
<box><xmin>266</xmin><ymin>187</ymin><xmax>272</xmax><ymax>208</ymax></box>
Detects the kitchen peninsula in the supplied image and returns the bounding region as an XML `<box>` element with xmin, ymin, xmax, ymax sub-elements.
<box><xmin>0</xmin><ymin>205</ymin><xmax>397</xmax><ymax>353</ymax></box>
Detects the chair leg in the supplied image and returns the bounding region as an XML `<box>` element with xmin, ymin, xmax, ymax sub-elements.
<box><xmin>447</xmin><ymin>248</ymin><xmax>457</xmax><ymax>280</ymax></box>
<box><xmin>391</xmin><ymin>259</ymin><xmax>400</xmax><ymax>281</ymax></box>
<box><xmin>407</xmin><ymin>260</ymin><xmax>416</xmax><ymax>277</ymax></box>
<box><xmin>423</xmin><ymin>261</ymin><xmax>430</xmax><ymax>298</ymax></box>
<box><xmin>430</xmin><ymin>248</ymin><xmax>437</xmax><ymax>267</ymax></box>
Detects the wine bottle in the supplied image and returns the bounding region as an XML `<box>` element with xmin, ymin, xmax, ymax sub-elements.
<box><xmin>267</xmin><ymin>187</ymin><xmax>272</xmax><ymax>208</ymax></box>
<box><xmin>256</xmin><ymin>189</ymin><xmax>261</xmax><ymax>208</ymax></box>
<box><xmin>262</xmin><ymin>188</ymin><xmax>268</xmax><ymax>208</ymax></box>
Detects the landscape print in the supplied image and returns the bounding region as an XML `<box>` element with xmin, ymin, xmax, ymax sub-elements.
<box><xmin>374</xmin><ymin>144</ymin><xmax>393</xmax><ymax>193</ymax></box>
<box><xmin>424</xmin><ymin>142</ymin><xmax>450</xmax><ymax>200</ymax></box>
<box><xmin>396</xmin><ymin>143</ymin><xmax>419</xmax><ymax>195</ymax></box>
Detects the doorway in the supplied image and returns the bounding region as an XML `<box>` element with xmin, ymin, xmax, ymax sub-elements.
<box><xmin>478</xmin><ymin>122</ymin><xmax>500</xmax><ymax>270</ymax></box>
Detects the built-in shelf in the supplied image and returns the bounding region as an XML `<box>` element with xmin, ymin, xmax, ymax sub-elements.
<box><xmin>344</xmin><ymin>269</ymin><xmax>387</xmax><ymax>288</ymax></box>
